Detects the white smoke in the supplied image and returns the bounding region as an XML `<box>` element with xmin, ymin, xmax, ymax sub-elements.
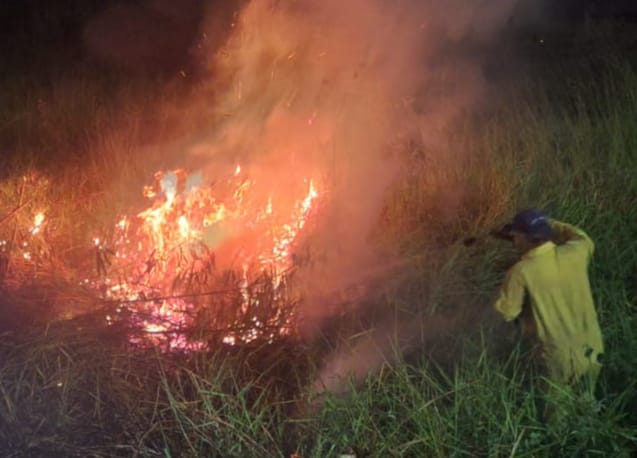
<box><xmin>191</xmin><ymin>0</ymin><xmax>523</xmax><ymax>394</ymax></box>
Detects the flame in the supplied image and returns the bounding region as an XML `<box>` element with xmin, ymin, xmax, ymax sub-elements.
<box><xmin>0</xmin><ymin>211</ymin><xmax>47</xmax><ymax>263</ymax></box>
<box><xmin>91</xmin><ymin>166</ymin><xmax>321</xmax><ymax>348</ymax></box>
<box><xmin>30</xmin><ymin>212</ymin><xmax>45</xmax><ymax>235</ymax></box>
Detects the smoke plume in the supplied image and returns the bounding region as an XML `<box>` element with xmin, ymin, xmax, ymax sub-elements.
<box><xmin>191</xmin><ymin>1</ymin><xmax>513</xmax><ymax>307</ymax></box>
<box><xmin>183</xmin><ymin>0</ymin><xmax>523</xmax><ymax>394</ymax></box>
<box><xmin>86</xmin><ymin>0</ymin><xmax>527</xmax><ymax>390</ymax></box>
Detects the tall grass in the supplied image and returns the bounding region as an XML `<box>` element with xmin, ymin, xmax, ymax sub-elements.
<box><xmin>0</xmin><ymin>25</ymin><xmax>636</xmax><ymax>458</ymax></box>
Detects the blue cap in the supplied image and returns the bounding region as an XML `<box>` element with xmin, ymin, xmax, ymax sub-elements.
<box><xmin>503</xmin><ymin>209</ymin><xmax>553</xmax><ymax>238</ymax></box>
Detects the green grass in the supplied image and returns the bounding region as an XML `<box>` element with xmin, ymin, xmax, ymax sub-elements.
<box><xmin>1</xmin><ymin>23</ymin><xmax>637</xmax><ymax>458</ymax></box>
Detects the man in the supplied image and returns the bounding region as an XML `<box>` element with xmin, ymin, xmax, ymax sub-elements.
<box><xmin>493</xmin><ymin>209</ymin><xmax>604</xmax><ymax>393</ymax></box>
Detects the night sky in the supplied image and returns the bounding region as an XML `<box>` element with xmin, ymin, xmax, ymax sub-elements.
<box><xmin>1</xmin><ymin>0</ymin><xmax>636</xmax><ymax>77</ymax></box>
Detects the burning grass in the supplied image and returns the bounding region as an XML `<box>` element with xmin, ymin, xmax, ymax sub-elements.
<box><xmin>0</xmin><ymin>162</ymin><xmax>322</xmax><ymax>350</ymax></box>
<box><xmin>88</xmin><ymin>165</ymin><xmax>320</xmax><ymax>348</ymax></box>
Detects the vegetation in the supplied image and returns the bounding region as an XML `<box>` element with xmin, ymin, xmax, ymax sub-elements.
<box><xmin>0</xmin><ymin>12</ymin><xmax>636</xmax><ymax>458</ymax></box>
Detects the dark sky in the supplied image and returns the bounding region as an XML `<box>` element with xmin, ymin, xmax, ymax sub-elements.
<box><xmin>2</xmin><ymin>0</ymin><xmax>636</xmax><ymax>40</ymax></box>
<box><xmin>1</xmin><ymin>0</ymin><xmax>636</xmax><ymax>75</ymax></box>
<box><xmin>0</xmin><ymin>1</ymin><xmax>202</xmax><ymax>74</ymax></box>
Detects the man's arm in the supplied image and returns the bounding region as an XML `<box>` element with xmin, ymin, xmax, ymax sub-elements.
<box><xmin>494</xmin><ymin>266</ymin><xmax>526</xmax><ymax>322</ymax></box>
<box><xmin>550</xmin><ymin>219</ymin><xmax>594</xmax><ymax>257</ymax></box>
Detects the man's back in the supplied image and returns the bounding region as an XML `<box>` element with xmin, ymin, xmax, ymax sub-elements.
<box><xmin>495</xmin><ymin>220</ymin><xmax>604</xmax><ymax>384</ymax></box>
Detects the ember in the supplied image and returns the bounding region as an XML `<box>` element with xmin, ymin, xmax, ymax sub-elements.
<box><xmin>0</xmin><ymin>210</ymin><xmax>47</xmax><ymax>271</ymax></box>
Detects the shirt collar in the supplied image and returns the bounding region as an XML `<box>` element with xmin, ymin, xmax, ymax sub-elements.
<box><xmin>522</xmin><ymin>241</ymin><xmax>555</xmax><ymax>259</ymax></box>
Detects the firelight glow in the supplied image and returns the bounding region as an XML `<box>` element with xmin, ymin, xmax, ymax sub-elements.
<box><xmin>30</xmin><ymin>212</ymin><xmax>45</xmax><ymax>235</ymax></box>
<box><xmin>90</xmin><ymin>166</ymin><xmax>321</xmax><ymax>348</ymax></box>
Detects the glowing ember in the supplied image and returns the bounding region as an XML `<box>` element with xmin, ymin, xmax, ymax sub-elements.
<box><xmin>30</xmin><ymin>212</ymin><xmax>45</xmax><ymax>235</ymax></box>
<box><xmin>91</xmin><ymin>167</ymin><xmax>321</xmax><ymax>348</ymax></box>
<box><xmin>0</xmin><ymin>211</ymin><xmax>46</xmax><ymax>267</ymax></box>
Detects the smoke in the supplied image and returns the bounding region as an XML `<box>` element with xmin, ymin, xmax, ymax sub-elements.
<box><xmin>85</xmin><ymin>0</ymin><xmax>527</xmax><ymax>390</ymax></box>
<box><xmin>191</xmin><ymin>1</ymin><xmax>515</xmax><ymax>303</ymax></box>
<box><xmin>193</xmin><ymin>0</ymin><xmax>426</xmax><ymax>323</ymax></box>
<box><xmin>184</xmin><ymin>0</ymin><xmax>522</xmax><ymax>394</ymax></box>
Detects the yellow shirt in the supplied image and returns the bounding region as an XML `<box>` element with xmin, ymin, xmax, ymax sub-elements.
<box><xmin>494</xmin><ymin>220</ymin><xmax>604</xmax><ymax>384</ymax></box>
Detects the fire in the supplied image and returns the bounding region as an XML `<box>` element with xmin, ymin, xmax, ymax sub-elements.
<box><xmin>0</xmin><ymin>211</ymin><xmax>46</xmax><ymax>268</ymax></box>
<box><xmin>91</xmin><ymin>166</ymin><xmax>321</xmax><ymax>348</ymax></box>
<box><xmin>30</xmin><ymin>212</ymin><xmax>45</xmax><ymax>235</ymax></box>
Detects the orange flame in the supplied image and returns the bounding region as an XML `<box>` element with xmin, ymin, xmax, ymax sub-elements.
<box><xmin>91</xmin><ymin>166</ymin><xmax>321</xmax><ymax>348</ymax></box>
<box><xmin>29</xmin><ymin>212</ymin><xmax>45</xmax><ymax>235</ymax></box>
